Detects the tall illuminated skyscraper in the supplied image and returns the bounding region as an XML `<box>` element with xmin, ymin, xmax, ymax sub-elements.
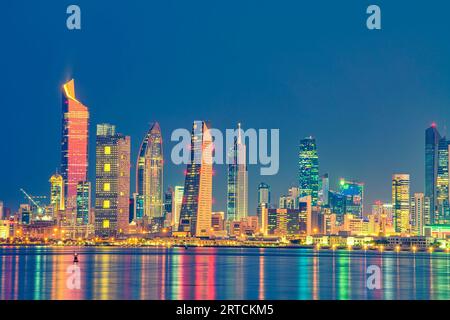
<box><xmin>61</xmin><ymin>79</ymin><xmax>89</xmax><ymax>213</ymax></box>
<box><xmin>258</xmin><ymin>183</ymin><xmax>271</xmax><ymax>207</ymax></box>
<box><xmin>163</xmin><ymin>187</ymin><xmax>174</xmax><ymax>225</ymax></box>
<box><xmin>411</xmin><ymin>193</ymin><xmax>425</xmax><ymax>236</ymax></box>
<box><xmin>436</xmin><ymin>137</ymin><xmax>450</xmax><ymax>224</ymax></box>
<box><xmin>227</xmin><ymin>123</ymin><xmax>248</xmax><ymax>222</ymax></box>
<box><xmin>392</xmin><ymin>174</ymin><xmax>410</xmax><ymax>234</ymax></box>
<box><xmin>173</xmin><ymin>186</ymin><xmax>184</xmax><ymax>228</ymax></box>
<box><xmin>339</xmin><ymin>178</ymin><xmax>364</xmax><ymax>218</ymax></box>
<box><xmin>178</xmin><ymin>121</ymin><xmax>213</xmax><ymax>237</ymax></box>
<box><xmin>135</xmin><ymin>122</ymin><xmax>164</xmax><ymax>223</ymax></box>
<box><xmin>319</xmin><ymin>174</ymin><xmax>329</xmax><ymax>206</ymax></box>
<box><xmin>425</xmin><ymin>123</ymin><xmax>441</xmax><ymax>223</ymax></box>
<box><xmin>49</xmin><ymin>173</ymin><xmax>65</xmax><ymax>214</ymax></box>
<box><xmin>94</xmin><ymin>124</ymin><xmax>131</xmax><ymax>237</ymax></box>
<box><xmin>257</xmin><ymin>183</ymin><xmax>270</xmax><ymax>235</ymax></box>
<box><xmin>298</xmin><ymin>137</ymin><xmax>319</xmax><ymax>206</ymax></box>
<box><xmin>76</xmin><ymin>181</ymin><xmax>91</xmax><ymax>225</ymax></box>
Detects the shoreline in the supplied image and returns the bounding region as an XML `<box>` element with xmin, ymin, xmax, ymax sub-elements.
<box><xmin>0</xmin><ymin>243</ymin><xmax>446</xmax><ymax>253</ymax></box>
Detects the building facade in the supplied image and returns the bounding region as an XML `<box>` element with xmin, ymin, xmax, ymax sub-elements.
<box><xmin>425</xmin><ymin>124</ymin><xmax>441</xmax><ymax>224</ymax></box>
<box><xmin>61</xmin><ymin>79</ymin><xmax>89</xmax><ymax>214</ymax></box>
<box><xmin>392</xmin><ymin>174</ymin><xmax>410</xmax><ymax>234</ymax></box>
<box><xmin>49</xmin><ymin>173</ymin><xmax>65</xmax><ymax>214</ymax></box>
<box><xmin>76</xmin><ymin>181</ymin><xmax>91</xmax><ymax>225</ymax></box>
<box><xmin>227</xmin><ymin>123</ymin><xmax>248</xmax><ymax>223</ymax></box>
<box><xmin>298</xmin><ymin>137</ymin><xmax>319</xmax><ymax>206</ymax></box>
<box><xmin>178</xmin><ymin>121</ymin><xmax>213</xmax><ymax>237</ymax></box>
<box><xmin>339</xmin><ymin>179</ymin><xmax>364</xmax><ymax>218</ymax></box>
<box><xmin>135</xmin><ymin>122</ymin><xmax>164</xmax><ymax>223</ymax></box>
<box><xmin>94</xmin><ymin>124</ymin><xmax>131</xmax><ymax>238</ymax></box>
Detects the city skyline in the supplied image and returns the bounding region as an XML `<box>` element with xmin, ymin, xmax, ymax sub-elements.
<box><xmin>3</xmin><ymin>1</ymin><xmax>450</xmax><ymax>216</ymax></box>
<box><xmin>1</xmin><ymin>76</ymin><xmax>447</xmax><ymax>241</ymax></box>
<box><xmin>2</xmin><ymin>78</ymin><xmax>449</xmax><ymax>218</ymax></box>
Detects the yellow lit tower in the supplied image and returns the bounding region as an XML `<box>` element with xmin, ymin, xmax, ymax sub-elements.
<box><xmin>94</xmin><ymin>124</ymin><xmax>131</xmax><ymax>238</ymax></box>
<box><xmin>49</xmin><ymin>173</ymin><xmax>65</xmax><ymax>214</ymax></box>
<box><xmin>392</xmin><ymin>174</ymin><xmax>410</xmax><ymax>234</ymax></box>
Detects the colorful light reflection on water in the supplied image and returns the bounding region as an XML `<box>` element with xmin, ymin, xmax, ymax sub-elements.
<box><xmin>0</xmin><ymin>247</ymin><xmax>449</xmax><ymax>300</ymax></box>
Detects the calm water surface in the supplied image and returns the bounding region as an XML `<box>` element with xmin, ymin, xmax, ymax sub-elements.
<box><xmin>0</xmin><ymin>246</ymin><xmax>449</xmax><ymax>300</ymax></box>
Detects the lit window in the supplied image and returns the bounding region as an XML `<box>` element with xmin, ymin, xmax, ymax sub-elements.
<box><xmin>103</xmin><ymin>200</ymin><xmax>110</xmax><ymax>209</ymax></box>
<box><xmin>103</xmin><ymin>183</ymin><xmax>110</xmax><ymax>192</ymax></box>
<box><xmin>104</xmin><ymin>163</ymin><xmax>111</xmax><ymax>172</ymax></box>
<box><xmin>103</xmin><ymin>220</ymin><xmax>110</xmax><ymax>228</ymax></box>
<box><xmin>104</xmin><ymin>146</ymin><xmax>111</xmax><ymax>155</ymax></box>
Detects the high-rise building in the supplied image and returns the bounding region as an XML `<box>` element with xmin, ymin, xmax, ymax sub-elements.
<box><xmin>227</xmin><ymin>123</ymin><xmax>248</xmax><ymax>222</ymax></box>
<box><xmin>178</xmin><ymin>121</ymin><xmax>213</xmax><ymax>237</ymax></box>
<box><xmin>436</xmin><ymin>137</ymin><xmax>450</xmax><ymax>224</ymax></box>
<box><xmin>257</xmin><ymin>183</ymin><xmax>270</xmax><ymax>235</ymax></box>
<box><xmin>164</xmin><ymin>187</ymin><xmax>174</xmax><ymax>226</ymax></box>
<box><xmin>173</xmin><ymin>186</ymin><xmax>184</xmax><ymax>228</ymax></box>
<box><xmin>0</xmin><ymin>201</ymin><xmax>3</xmax><ymax>220</ymax></box>
<box><xmin>319</xmin><ymin>173</ymin><xmax>329</xmax><ymax>206</ymax></box>
<box><xmin>136</xmin><ymin>122</ymin><xmax>164</xmax><ymax>222</ymax></box>
<box><xmin>339</xmin><ymin>179</ymin><xmax>364</xmax><ymax>218</ymax></box>
<box><xmin>94</xmin><ymin>124</ymin><xmax>131</xmax><ymax>237</ymax></box>
<box><xmin>298</xmin><ymin>137</ymin><xmax>319</xmax><ymax>206</ymax></box>
<box><xmin>392</xmin><ymin>174</ymin><xmax>410</xmax><ymax>234</ymax></box>
<box><xmin>61</xmin><ymin>79</ymin><xmax>89</xmax><ymax>213</ymax></box>
<box><xmin>425</xmin><ymin>123</ymin><xmax>441</xmax><ymax>224</ymax></box>
<box><xmin>329</xmin><ymin>190</ymin><xmax>346</xmax><ymax>223</ymax></box>
<box><xmin>49</xmin><ymin>173</ymin><xmax>65</xmax><ymax>214</ymax></box>
<box><xmin>257</xmin><ymin>183</ymin><xmax>271</xmax><ymax>207</ymax></box>
<box><xmin>411</xmin><ymin>193</ymin><xmax>425</xmax><ymax>236</ymax></box>
<box><xmin>76</xmin><ymin>181</ymin><xmax>91</xmax><ymax>225</ymax></box>
<box><xmin>257</xmin><ymin>205</ymin><xmax>269</xmax><ymax>235</ymax></box>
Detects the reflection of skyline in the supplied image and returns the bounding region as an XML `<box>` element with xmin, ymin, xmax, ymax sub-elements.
<box><xmin>1</xmin><ymin>247</ymin><xmax>450</xmax><ymax>300</ymax></box>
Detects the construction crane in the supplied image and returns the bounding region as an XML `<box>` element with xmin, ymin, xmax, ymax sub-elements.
<box><xmin>19</xmin><ymin>188</ymin><xmax>46</xmax><ymax>215</ymax></box>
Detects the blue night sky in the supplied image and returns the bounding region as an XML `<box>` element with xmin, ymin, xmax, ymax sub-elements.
<box><xmin>1</xmin><ymin>0</ymin><xmax>450</xmax><ymax>213</ymax></box>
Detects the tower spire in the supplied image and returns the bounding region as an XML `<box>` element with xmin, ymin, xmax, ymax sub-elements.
<box><xmin>237</xmin><ymin>122</ymin><xmax>242</xmax><ymax>144</ymax></box>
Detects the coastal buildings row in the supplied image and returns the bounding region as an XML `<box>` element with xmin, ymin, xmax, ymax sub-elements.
<box><xmin>2</xmin><ymin>80</ymin><xmax>450</xmax><ymax>246</ymax></box>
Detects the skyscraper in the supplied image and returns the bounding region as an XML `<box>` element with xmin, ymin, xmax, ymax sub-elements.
<box><xmin>298</xmin><ymin>137</ymin><xmax>319</xmax><ymax>206</ymax></box>
<box><xmin>328</xmin><ymin>190</ymin><xmax>346</xmax><ymax>223</ymax></box>
<box><xmin>173</xmin><ymin>186</ymin><xmax>184</xmax><ymax>228</ymax></box>
<box><xmin>411</xmin><ymin>193</ymin><xmax>425</xmax><ymax>236</ymax></box>
<box><xmin>339</xmin><ymin>179</ymin><xmax>364</xmax><ymax>218</ymax></box>
<box><xmin>94</xmin><ymin>124</ymin><xmax>131</xmax><ymax>237</ymax></box>
<box><xmin>76</xmin><ymin>181</ymin><xmax>91</xmax><ymax>225</ymax></box>
<box><xmin>227</xmin><ymin>123</ymin><xmax>248</xmax><ymax>222</ymax></box>
<box><xmin>49</xmin><ymin>173</ymin><xmax>65</xmax><ymax>214</ymax></box>
<box><xmin>425</xmin><ymin>123</ymin><xmax>441</xmax><ymax>224</ymax></box>
<box><xmin>392</xmin><ymin>174</ymin><xmax>410</xmax><ymax>234</ymax></box>
<box><xmin>178</xmin><ymin>121</ymin><xmax>213</xmax><ymax>237</ymax></box>
<box><xmin>436</xmin><ymin>137</ymin><xmax>450</xmax><ymax>224</ymax></box>
<box><xmin>61</xmin><ymin>79</ymin><xmax>89</xmax><ymax>213</ymax></box>
<box><xmin>257</xmin><ymin>183</ymin><xmax>270</xmax><ymax>235</ymax></box>
<box><xmin>136</xmin><ymin>122</ymin><xmax>164</xmax><ymax>223</ymax></box>
<box><xmin>319</xmin><ymin>173</ymin><xmax>329</xmax><ymax>206</ymax></box>
<box><xmin>164</xmin><ymin>187</ymin><xmax>174</xmax><ymax>226</ymax></box>
<box><xmin>257</xmin><ymin>183</ymin><xmax>271</xmax><ymax>207</ymax></box>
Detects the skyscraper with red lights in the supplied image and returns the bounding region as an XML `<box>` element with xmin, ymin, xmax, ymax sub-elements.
<box><xmin>61</xmin><ymin>79</ymin><xmax>89</xmax><ymax>216</ymax></box>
